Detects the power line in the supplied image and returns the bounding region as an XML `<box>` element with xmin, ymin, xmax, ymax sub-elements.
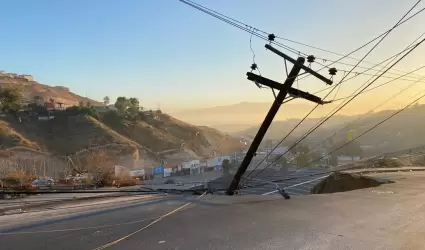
<box><xmin>302</xmin><ymin>26</ymin><xmax>425</xmax><ymax>140</ymax></box>
<box><xmin>295</xmin><ymin>28</ymin><xmax>425</xmax><ymax>145</ymax></box>
<box><xmin>180</xmin><ymin>0</ymin><xmax>425</xmax><ymax>94</ymax></box>
<box><xmin>304</xmin><ymin>73</ymin><xmax>425</xmax><ymax>158</ymax></box>
<box><xmin>178</xmin><ymin>0</ymin><xmax>303</xmax><ymax>56</ymax></box>
<box><xmin>179</xmin><ymin>0</ymin><xmax>425</xmax><ymax>80</ymax></box>
<box><xmin>282</xmin><ymin>40</ymin><xmax>425</xmax><ymax>104</ymax></box>
<box><xmin>247</xmin><ymin>32</ymin><xmax>425</xmax><ymax>182</ymax></box>
<box><xmin>312</xmin><ymin>56</ymin><xmax>425</xmax><ymax>80</ymax></box>
<box><xmin>242</xmin><ymin>1</ymin><xmax>422</xmax><ymax>182</ymax></box>
<box><xmin>331</xmin><ymin>65</ymin><xmax>425</xmax><ymax>102</ymax></box>
<box><xmin>300</xmin><ymin>89</ymin><xmax>425</xmax><ymax>169</ymax></box>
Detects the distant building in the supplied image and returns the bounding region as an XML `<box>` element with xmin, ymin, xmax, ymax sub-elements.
<box><xmin>44</xmin><ymin>99</ymin><xmax>69</xmax><ymax>111</ymax></box>
<box><xmin>180</xmin><ymin>159</ymin><xmax>200</xmax><ymax>175</ymax></box>
<box><xmin>20</xmin><ymin>74</ymin><xmax>34</xmax><ymax>81</ymax></box>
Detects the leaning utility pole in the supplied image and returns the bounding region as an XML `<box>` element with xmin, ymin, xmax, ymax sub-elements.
<box><xmin>226</xmin><ymin>43</ymin><xmax>334</xmax><ymax>195</ymax></box>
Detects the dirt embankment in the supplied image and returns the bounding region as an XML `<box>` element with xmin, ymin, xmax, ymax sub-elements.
<box><xmin>311</xmin><ymin>172</ymin><xmax>393</xmax><ymax>194</ymax></box>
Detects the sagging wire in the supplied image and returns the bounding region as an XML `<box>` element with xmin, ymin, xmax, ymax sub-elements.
<box><xmin>333</xmin><ymin>70</ymin><xmax>345</xmax><ymax>100</ymax></box>
<box><xmin>249</xmin><ymin>28</ymin><xmax>277</xmax><ymax>98</ymax></box>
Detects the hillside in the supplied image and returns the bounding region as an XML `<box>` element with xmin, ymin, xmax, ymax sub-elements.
<box><xmin>237</xmin><ymin>115</ymin><xmax>358</xmax><ymax>140</ymax></box>
<box><xmin>238</xmin><ymin>103</ymin><xmax>425</xmax><ymax>157</ymax></box>
<box><xmin>0</xmin><ymin>71</ymin><xmax>244</xmax><ymax>166</ymax></box>
<box><xmin>100</xmin><ymin>111</ymin><xmax>244</xmax><ymax>157</ymax></box>
<box><xmin>0</xmin><ymin>73</ymin><xmax>101</xmax><ymax>106</ymax></box>
<box><xmin>0</xmin><ymin>111</ymin><xmax>244</xmax><ymax>170</ymax></box>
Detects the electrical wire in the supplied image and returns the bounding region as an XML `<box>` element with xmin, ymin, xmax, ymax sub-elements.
<box><xmin>91</xmin><ymin>191</ymin><xmax>206</xmax><ymax>250</ymax></box>
<box><xmin>0</xmin><ymin>216</ymin><xmax>160</xmax><ymax>235</ymax></box>
<box><xmin>291</xmin><ymin>32</ymin><xmax>425</xmax><ymax>157</ymax></box>
<box><xmin>178</xmin><ymin>0</ymin><xmax>425</xmax><ymax>85</ymax></box>
<box><xmin>304</xmin><ymin>73</ymin><xmax>425</xmax><ymax>158</ymax></box>
<box><xmin>282</xmin><ymin>40</ymin><xmax>425</xmax><ymax>104</ymax></box>
<box><xmin>179</xmin><ymin>0</ymin><xmax>425</xmax><ymax>78</ymax></box>
<box><xmin>299</xmin><ymin>27</ymin><xmax>425</xmax><ymax>144</ymax></box>
<box><xmin>312</xmin><ymin>57</ymin><xmax>424</xmax><ymax>80</ymax></box>
<box><xmin>180</xmin><ymin>0</ymin><xmax>425</xmax><ymax>107</ymax></box>
<box><xmin>331</xmin><ymin>65</ymin><xmax>425</xmax><ymax>102</ymax></box>
<box><xmin>247</xmin><ymin>33</ymin><xmax>425</xmax><ymax>182</ymax></box>
<box><xmin>241</xmin><ymin>2</ymin><xmax>422</xmax><ymax>182</ymax></box>
<box><xmin>300</xmin><ymin>90</ymin><xmax>425</xmax><ymax>169</ymax></box>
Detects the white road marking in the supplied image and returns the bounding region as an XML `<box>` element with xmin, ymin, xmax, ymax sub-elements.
<box><xmin>261</xmin><ymin>175</ymin><xmax>329</xmax><ymax>196</ymax></box>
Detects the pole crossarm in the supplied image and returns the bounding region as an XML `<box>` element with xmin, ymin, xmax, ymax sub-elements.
<box><xmin>247</xmin><ymin>72</ymin><xmax>327</xmax><ymax>104</ymax></box>
<box><xmin>265</xmin><ymin>44</ymin><xmax>333</xmax><ymax>85</ymax></box>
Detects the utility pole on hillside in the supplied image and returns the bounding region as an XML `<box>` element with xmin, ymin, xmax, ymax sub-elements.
<box><xmin>226</xmin><ymin>42</ymin><xmax>335</xmax><ymax>195</ymax></box>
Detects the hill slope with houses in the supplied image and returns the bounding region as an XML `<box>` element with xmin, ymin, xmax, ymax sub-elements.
<box><xmin>0</xmin><ymin>71</ymin><xmax>245</xmax><ymax>178</ymax></box>
<box><xmin>0</xmin><ymin>71</ymin><xmax>101</xmax><ymax>108</ymax></box>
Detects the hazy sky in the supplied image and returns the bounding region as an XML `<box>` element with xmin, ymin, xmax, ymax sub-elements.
<box><xmin>1</xmin><ymin>0</ymin><xmax>424</xmax><ymax>114</ymax></box>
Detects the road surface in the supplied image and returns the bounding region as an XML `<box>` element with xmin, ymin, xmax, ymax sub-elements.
<box><xmin>1</xmin><ymin>171</ymin><xmax>424</xmax><ymax>249</ymax></box>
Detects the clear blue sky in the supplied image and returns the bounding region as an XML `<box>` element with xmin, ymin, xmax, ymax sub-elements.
<box><xmin>1</xmin><ymin>0</ymin><xmax>424</xmax><ymax>112</ymax></box>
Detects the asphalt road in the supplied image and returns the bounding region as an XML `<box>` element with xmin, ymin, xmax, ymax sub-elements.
<box><xmin>1</xmin><ymin>171</ymin><xmax>425</xmax><ymax>249</ymax></box>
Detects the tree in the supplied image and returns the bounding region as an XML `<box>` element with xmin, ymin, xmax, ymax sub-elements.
<box><xmin>295</xmin><ymin>153</ymin><xmax>310</xmax><ymax>167</ymax></box>
<box><xmin>103</xmin><ymin>96</ymin><xmax>110</xmax><ymax>106</ymax></box>
<box><xmin>127</xmin><ymin>98</ymin><xmax>140</xmax><ymax>115</ymax></box>
<box><xmin>222</xmin><ymin>159</ymin><xmax>231</xmax><ymax>174</ymax></box>
<box><xmin>33</xmin><ymin>95</ymin><xmax>43</xmax><ymax>104</ymax></box>
<box><xmin>329</xmin><ymin>153</ymin><xmax>338</xmax><ymax>167</ymax></box>
<box><xmin>128</xmin><ymin>97</ymin><xmax>139</xmax><ymax>109</ymax></box>
<box><xmin>291</xmin><ymin>144</ymin><xmax>313</xmax><ymax>168</ymax></box>
<box><xmin>115</xmin><ymin>97</ymin><xmax>129</xmax><ymax>113</ymax></box>
<box><xmin>0</xmin><ymin>87</ymin><xmax>23</xmax><ymax>113</ymax></box>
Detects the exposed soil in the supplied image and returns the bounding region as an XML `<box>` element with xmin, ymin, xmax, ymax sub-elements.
<box><xmin>311</xmin><ymin>172</ymin><xmax>394</xmax><ymax>194</ymax></box>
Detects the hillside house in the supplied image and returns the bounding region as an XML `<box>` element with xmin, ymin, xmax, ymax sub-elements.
<box><xmin>44</xmin><ymin>100</ymin><xmax>67</xmax><ymax>111</ymax></box>
<box><xmin>19</xmin><ymin>74</ymin><xmax>34</xmax><ymax>81</ymax></box>
<box><xmin>180</xmin><ymin>159</ymin><xmax>200</xmax><ymax>175</ymax></box>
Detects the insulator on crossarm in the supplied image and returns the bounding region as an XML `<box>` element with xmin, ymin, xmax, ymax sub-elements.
<box><xmin>307</xmin><ymin>55</ymin><xmax>315</xmax><ymax>63</ymax></box>
<box><xmin>268</xmin><ymin>33</ymin><xmax>276</xmax><ymax>42</ymax></box>
<box><xmin>250</xmin><ymin>63</ymin><xmax>258</xmax><ymax>71</ymax></box>
<box><xmin>329</xmin><ymin>67</ymin><xmax>337</xmax><ymax>76</ymax></box>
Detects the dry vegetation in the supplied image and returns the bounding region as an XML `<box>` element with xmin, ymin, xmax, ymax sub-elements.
<box><xmin>0</xmin><ymin>75</ymin><xmax>101</xmax><ymax>106</ymax></box>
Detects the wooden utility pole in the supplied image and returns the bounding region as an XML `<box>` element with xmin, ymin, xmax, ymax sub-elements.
<box><xmin>226</xmin><ymin>44</ymin><xmax>333</xmax><ymax>195</ymax></box>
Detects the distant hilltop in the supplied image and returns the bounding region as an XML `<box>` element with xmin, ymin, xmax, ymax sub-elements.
<box><xmin>0</xmin><ymin>70</ymin><xmax>34</xmax><ymax>81</ymax></box>
<box><xmin>0</xmin><ymin>70</ymin><xmax>101</xmax><ymax>107</ymax></box>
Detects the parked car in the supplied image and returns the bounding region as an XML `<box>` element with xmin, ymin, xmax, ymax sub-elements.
<box><xmin>112</xmin><ymin>178</ymin><xmax>140</xmax><ymax>188</ymax></box>
<box><xmin>31</xmin><ymin>179</ymin><xmax>54</xmax><ymax>189</ymax></box>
